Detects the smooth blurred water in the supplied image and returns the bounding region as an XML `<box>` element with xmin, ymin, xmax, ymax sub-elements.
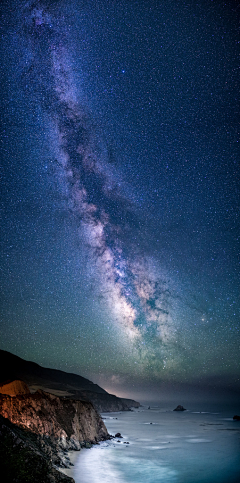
<box><xmin>71</xmin><ymin>404</ymin><xmax>240</xmax><ymax>483</ymax></box>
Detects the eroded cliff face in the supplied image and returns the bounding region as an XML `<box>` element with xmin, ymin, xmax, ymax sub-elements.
<box><xmin>0</xmin><ymin>390</ymin><xmax>109</xmax><ymax>451</ymax></box>
<box><xmin>0</xmin><ymin>414</ymin><xmax>74</xmax><ymax>483</ymax></box>
<box><xmin>0</xmin><ymin>387</ymin><xmax>111</xmax><ymax>481</ymax></box>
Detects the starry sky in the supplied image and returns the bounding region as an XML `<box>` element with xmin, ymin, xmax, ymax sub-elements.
<box><xmin>1</xmin><ymin>0</ymin><xmax>239</xmax><ymax>401</ymax></box>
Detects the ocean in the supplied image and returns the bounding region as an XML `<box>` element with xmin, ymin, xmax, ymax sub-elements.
<box><xmin>67</xmin><ymin>404</ymin><xmax>240</xmax><ymax>483</ymax></box>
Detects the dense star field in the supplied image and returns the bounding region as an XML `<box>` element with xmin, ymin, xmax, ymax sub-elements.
<box><xmin>1</xmin><ymin>0</ymin><xmax>239</xmax><ymax>401</ymax></box>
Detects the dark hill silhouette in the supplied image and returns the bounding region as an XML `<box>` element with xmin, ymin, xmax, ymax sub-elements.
<box><xmin>0</xmin><ymin>350</ymin><xmax>140</xmax><ymax>411</ymax></box>
<box><xmin>0</xmin><ymin>349</ymin><xmax>106</xmax><ymax>394</ymax></box>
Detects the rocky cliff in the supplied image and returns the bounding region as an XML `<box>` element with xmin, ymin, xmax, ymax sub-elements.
<box><xmin>0</xmin><ymin>390</ymin><xmax>109</xmax><ymax>453</ymax></box>
<box><xmin>0</xmin><ymin>414</ymin><xmax>74</xmax><ymax>483</ymax></box>
<box><xmin>0</xmin><ymin>387</ymin><xmax>110</xmax><ymax>481</ymax></box>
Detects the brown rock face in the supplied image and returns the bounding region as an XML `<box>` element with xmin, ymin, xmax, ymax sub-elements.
<box><xmin>0</xmin><ymin>379</ymin><xmax>30</xmax><ymax>396</ymax></box>
<box><xmin>0</xmin><ymin>414</ymin><xmax>74</xmax><ymax>483</ymax></box>
<box><xmin>0</xmin><ymin>390</ymin><xmax>109</xmax><ymax>450</ymax></box>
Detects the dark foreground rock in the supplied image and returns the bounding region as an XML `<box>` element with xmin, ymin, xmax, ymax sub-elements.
<box><xmin>233</xmin><ymin>415</ymin><xmax>240</xmax><ymax>421</ymax></box>
<box><xmin>173</xmin><ymin>405</ymin><xmax>186</xmax><ymax>411</ymax></box>
<box><xmin>0</xmin><ymin>414</ymin><xmax>74</xmax><ymax>483</ymax></box>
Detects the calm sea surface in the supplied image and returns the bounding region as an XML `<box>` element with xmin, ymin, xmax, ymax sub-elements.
<box><xmin>69</xmin><ymin>404</ymin><xmax>240</xmax><ymax>483</ymax></box>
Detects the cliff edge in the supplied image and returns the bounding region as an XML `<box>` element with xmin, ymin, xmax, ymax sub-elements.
<box><xmin>0</xmin><ymin>389</ymin><xmax>109</xmax><ymax>452</ymax></box>
<box><xmin>0</xmin><ymin>387</ymin><xmax>110</xmax><ymax>482</ymax></box>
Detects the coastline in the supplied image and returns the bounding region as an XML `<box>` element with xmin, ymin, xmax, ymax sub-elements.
<box><xmin>58</xmin><ymin>406</ymin><xmax>240</xmax><ymax>483</ymax></box>
<box><xmin>59</xmin><ymin>450</ymin><xmax>81</xmax><ymax>480</ymax></box>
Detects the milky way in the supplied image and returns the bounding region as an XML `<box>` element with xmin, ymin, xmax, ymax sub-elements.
<box><xmin>1</xmin><ymin>0</ymin><xmax>239</xmax><ymax>399</ymax></box>
<box><xmin>21</xmin><ymin>2</ymin><xmax>180</xmax><ymax>362</ymax></box>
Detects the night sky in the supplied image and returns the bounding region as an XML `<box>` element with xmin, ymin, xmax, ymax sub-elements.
<box><xmin>1</xmin><ymin>0</ymin><xmax>239</xmax><ymax>401</ymax></box>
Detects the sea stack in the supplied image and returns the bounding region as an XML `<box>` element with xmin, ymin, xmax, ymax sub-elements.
<box><xmin>173</xmin><ymin>405</ymin><xmax>186</xmax><ymax>411</ymax></box>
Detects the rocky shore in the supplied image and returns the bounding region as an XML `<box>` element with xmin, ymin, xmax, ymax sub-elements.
<box><xmin>0</xmin><ymin>384</ymin><xmax>110</xmax><ymax>482</ymax></box>
<box><xmin>0</xmin><ymin>388</ymin><xmax>109</xmax><ymax>452</ymax></box>
<box><xmin>0</xmin><ymin>351</ymin><xmax>140</xmax><ymax>481</ymax></box>
<box><xmin>0</xmin><ymin>414</ymin><xmax>74</xmax><ymax>483</ymax></box>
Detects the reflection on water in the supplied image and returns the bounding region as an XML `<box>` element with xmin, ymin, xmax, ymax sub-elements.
<box><xmin>72</xmin><ymin>405</ymin><xmax>240</xmax><ymax>483</ymax></box>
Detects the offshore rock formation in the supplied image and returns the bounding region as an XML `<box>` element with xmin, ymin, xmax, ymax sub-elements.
<box><xmin>173</xmin><ymin>405</ymin><xmax>186</xmax><ymax>411</ymax></box>
<box><xmin>0</xmin><ymin>414</ymin><xmax>74</xmax><ymax>483</ymax></box>
<box><xmin>0</xmin><ymin>390</ymin><xmax>109</xmax><ymax>453</ymax></box>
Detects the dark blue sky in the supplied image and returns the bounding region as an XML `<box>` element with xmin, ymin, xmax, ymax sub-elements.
<box><xmin>1</xmin><ymin>0</ymin><xmax>239</xmax><ymax>400</ymax></box>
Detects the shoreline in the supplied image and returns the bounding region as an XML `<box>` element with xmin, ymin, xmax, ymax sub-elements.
<box><xmin>58</xmin><ymin>450</ymin><xmax>81</xmax><ymax>480</ymax></box>
<box><xmin>59</xmin><ymin>411</ymin><xmax>123</xmax><ymax>481</ymax></box>
<box><xmin>58</xmin><ymin>406</ymin><xmax>240</xmax><ymax>483</ymax></box>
